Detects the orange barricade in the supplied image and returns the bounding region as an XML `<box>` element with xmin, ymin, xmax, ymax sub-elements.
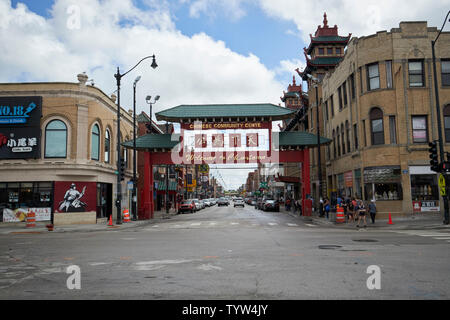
<box><xmin>336</xmin><ymin>205</ymin><xmax>345</xmax><ymax>224</ymax></box>
<box><xmin>26</xmin><ymin>211</ymin><xmax>36</xmax><ymax>228</ymax></box>
<box><xmin>123</xmin><ymin>209</ymin><xmax>130</xmax><ymax>223</ymax></box>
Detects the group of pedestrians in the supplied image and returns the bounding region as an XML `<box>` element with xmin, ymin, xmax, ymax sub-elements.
<box><xmin>285</xmin><ymin>197</ymin><xmax>302</xmax><ymax>215</ymax></box>
<box><xmin>322</xmin><ymin>195</ymin><xmax>377</xmax><ymax>228</ymax></box>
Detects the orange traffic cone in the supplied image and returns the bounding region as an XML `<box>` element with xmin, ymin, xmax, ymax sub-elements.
<box><xmin>388</xmin><ymin>212</ymin><xmax>393</xmax><ymax>225</ymax></box>
<box><xmin>108</xmin><ymin>215</ymin><xmax>113</xmax><ymax>226</ymax></box>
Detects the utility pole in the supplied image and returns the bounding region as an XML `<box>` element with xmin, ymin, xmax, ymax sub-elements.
<box><xmin>431</xmin><ymin>11</ymin><xmax>450</xmax><ymax>225</ymax></box>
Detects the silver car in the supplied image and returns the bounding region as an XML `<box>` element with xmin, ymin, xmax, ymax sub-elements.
<box><xmin>234</xmin><ymin>198</ymin><xmax>245</xmax><ymax>208</ymax></box>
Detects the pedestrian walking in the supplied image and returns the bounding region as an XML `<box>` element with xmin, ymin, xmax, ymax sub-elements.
<box><xmin>285</xmin><ymin>198</ymin><xmax>291</xmax><ymax>211</ymax></box>
<box><xmin>297</xmin><ymin>199</ymin><xmax>302</xmax><ymax>216</ymax></box>
<box><xmin>369</xmin><ymin>200</ymin><xmax>377</xmax><ymax>224</ymax></box>
<box><xmin>323</xmin><ymin>198</ymin><xmax>330</xmax><ymax>219</ymax></box>
<box><xmin>346</xmin><ymin>197</ymin><xmax>355</xmax><ymax>223</ymax></box>
<box><xmin>356</xmin><ymin>199</ymin><xmax>367</xmax><ymax>228</ymax></box>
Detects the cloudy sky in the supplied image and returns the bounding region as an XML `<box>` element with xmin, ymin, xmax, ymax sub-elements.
<box><xmin>2</xmin><ymin>0</ymin><xmax>450</xmax><ymax>190</ymax></box>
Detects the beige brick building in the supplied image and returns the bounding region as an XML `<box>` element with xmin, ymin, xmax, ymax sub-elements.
<box><xmin>0</xmin><ymin>73</ymin><xmax>135</xmax><ymax>225</ymax></box>
<box><xmin>321</xmin><ymin>21</ymin><xmax>450</xmax><ymax>218</ymax></box>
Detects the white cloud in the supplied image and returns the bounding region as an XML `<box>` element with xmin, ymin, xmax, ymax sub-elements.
<box><xmin>258</xmin><ymin>0</ymin><xmax>450</xmax><ymax>43</ymax></box>
<box><xmin>0</xmin><ymin>0</ymin><xmax>284</xmax><ymax>117</ymax></box>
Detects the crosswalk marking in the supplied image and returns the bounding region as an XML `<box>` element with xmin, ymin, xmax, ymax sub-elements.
<box><xmin>268</xmin><ymin>223</ymin><xmax>278</xmax><ymax>226</ymax></box>
<box><xmin>392</xmin><ymin>230</ymin><xmax>450</xmax><ymax>243</ymax></box>
<box><xmin>287</xmin><ymin>223</ymin><xmax>298</xmax><ymax>227</ymax></box>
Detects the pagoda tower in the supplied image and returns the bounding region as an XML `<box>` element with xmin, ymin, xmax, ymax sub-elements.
<box><xmin>296</xmin><ymin>12</ymin><xmax>351</xmax><ymax>206</ymax></box>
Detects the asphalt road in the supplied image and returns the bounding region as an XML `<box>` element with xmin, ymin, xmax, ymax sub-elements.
<box><xmin>1</xmin><ymin>203</ymin><xmax>450</xmax><ymax>300</ymax></box>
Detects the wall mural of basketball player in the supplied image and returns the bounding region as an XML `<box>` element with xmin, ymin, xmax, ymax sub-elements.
<box><xmin>59</xmin><ymin>183</ymin><xmax>87</xmax><ymax>212</ymax></box>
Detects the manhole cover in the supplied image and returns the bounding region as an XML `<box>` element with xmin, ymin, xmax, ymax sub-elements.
<box><xmin>352</xmin><ymin>239</ymin><xmax>378</xmax><ymax>242</ymax></box>
<box><xmin>318</xmin><ymin>245</ymin><xmax>342</xmax><ymax>250</ymax></box>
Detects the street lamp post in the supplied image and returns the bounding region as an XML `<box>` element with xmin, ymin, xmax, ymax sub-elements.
<box><xmin>132</xmin><ymin>76</ymin><xmax>141</xmax><ymax>221</ymax></box>
<box><xmin>431</xmin><ymin>11</ymin><xmax>450</xmax><ymax>225</ymax></box>
<box><xmin>307</xmin><ymin>74</ymin><xmax>323</xmax><ymax>216</ymax></box>
<box><xmin>114</xmin><ymin>54</ymin><xmax>157</xmax><ymax>225</ymax></box>
<box><xmin>145</xmin><ymin>95</ymin><xmax>160</xmax><ymax>133</ymax></box>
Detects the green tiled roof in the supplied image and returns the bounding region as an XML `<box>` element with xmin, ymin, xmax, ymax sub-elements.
<box><xmin>311</xmin><ymin>36</ymin><xmax>350</xmax><ymax>42</ymax></box>
<box><xmin>277</xmin><ymin>131</ymin><xmax>332</xmax><ymax>147</ymax></box>
<box><xmin>308</xmin><ymin>57</ymin><xmax>342</xmax><ymax>66</ymax></box>
<box><xmin>156</xmin><ymin>104</ymin><xmax>294</xmax><ymax>121</ymax></box>
<box><xmin>122</xmin><ymin>134</ymin><xmax>180</xmax><ymax>150</ymax></box>
<box><xmin>156</xmin><ymin>180</ymin><xmax>177</xmax><ymax>191</ymax></box>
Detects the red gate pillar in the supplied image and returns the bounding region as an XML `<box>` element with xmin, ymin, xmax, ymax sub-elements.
<box><xmin>302</xmin><ymin>148</ymin><xmax>312</xmax><ymax>216</ymax></box>
<box><xmin>142</xmin><ymin>151</ymin><xmax>154</xmax><ymax>220</ymax></box>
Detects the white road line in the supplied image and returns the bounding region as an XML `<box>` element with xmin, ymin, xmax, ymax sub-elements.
<box><xmin>287</xmin><ymin>223</ymin><xmax>298</xmax><ymax>227</ymax></box>
<box><xmin>209</xmin><ymin>222</ymin><xmax>217</xmax><ymax>225</ymax></box>
<box><xmin>190</xmin><ymin>223</ymin><xmax>201</xmax><ymax>226</ymax></box>
<box><xmin>433</xmin><ymin>237</ymin><xmax>450</xmax><ymax>240</ymax></box>
<box><xmin>268</xmin><ymin>223</ymin><xmax>278</xmax><ymax>226</ymax></box>
<box><xmin>230</xmin><ymin>222</ymin><xmax>239</xmax><ymax>225</ymax></box>
<box><xmin>305</xmin><ymin>224</ymin><xmax>317</xmax><ymax>227</ymax></box>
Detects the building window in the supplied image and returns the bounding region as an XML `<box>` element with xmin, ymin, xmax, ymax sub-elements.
<box><xmin>386</xmin><ymin>60</ymin><xmax>393</xmax><ymax>88</ymax></box>
<box><xmin>442</xmin><ymin>60</ymin><xmax>450</xmax><ymax>86</ymax></box>
<box><xmin>444</xmin><ymin>105</ymin><xmax>450</xmax><ymax>142</ymax></box>
<box><xmin>330</xmin><ymin>95</ymin><xmax>335</xmax><ymax>117</ymax></box>
<box><xmin>91</xmin><ymin>124</ymin><xmax>100</xmax><ymax>160</ymax></box>
<box><xmin>343</xmin><ymin>82</ymin><xmax>348</xmax><ymax>106</ymax></box>
<box><xmin>389</xmin><ymin>116</ymin><xmax>397</xmax><ymax>144</ymax></box>
<box><xmin>333</xmin><ymin>129</ymin><xmax>336</xmax><ymax>159</ymax></box>
<box><xmin>337</xmin><ymin>127</ymin><xmax>341</xmax><ymax>157</ymax></box>
<box><xmin>327</xmin><ymin>48</ymin><xmax>333</xmax><ymax>55</ymax></box>
<box><xmin>350</xmin><ymin>74</ymin><xmax>356</xmax><ymax>100</ymax></box>
<box><xmin>367</xmin><ymin>63</ymin><xmax>380</xmax><ymax>90</ymax></box>
<box><xmin>318</xmin><ymin>48</ymin><xmax>324</xmax><ymax>55</ymax></box>
<box><xmin>45</xmin><ymin>120</ymin><xmax>67</xmax><ymax>158</ymax></box>
<box><xmin>359</xmin><ymin>67</ymin><xmax>364</xmax><ymax>94</ymax></box>
<box><xmin>353</xmin><ymin>123</ymin><xmax>358</xmax><ymax>150</ymax></box>
<box><xmin>341</xmin><ymin>124</ymin><xmax>345</xmax><ymax>155</ymax></box>
<box><xmin>105</xmin><ymin>129</ymin><xmax>110</xmax><ymax>163</ymax></box>
<box><xmin>363</xmin><ymin>120</ymin><xmax>367</xmax><ymax>147</ymax></box>
<box><xmin>338</xmin><ymin>86</ymin><xmax>343</xmax><ymax>110</ymax></box>
<box><xmin>370</xmin><ymin>108</ymin><xmax>384</xmax><ymax>145</ymax></box>
<box><xmin>325</xmin><ymin>100</ymin><xmax>329</xmax><ymax>121</ymax></box>
<box><xmin>409</xmin><ymin>60</ymin><xmax>425</xmax><ymax>87</ymax></box>
<box><xmin>412</xmin><ymin>116</ymin><xmax>428</xmax><ymax>143</ymax></box>
<box><xmin>336</xmin><ymin>48</ymin><xmax>341</xmax><ymax>55</ymax></box>
<box><xmin>346</xmin><ymin>121</ymin><xmax>351</xmax><ymax>153</ymax></box>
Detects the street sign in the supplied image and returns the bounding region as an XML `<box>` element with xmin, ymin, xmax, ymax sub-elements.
<box><xmin>439</xmin><ymin>174</ymin><xmax>446</xmax><ymax>196</ymax></box>
<box><xmin>127</xmin><ymin>181</ymin><xmax>133</xmax><ymax>190</ymax></box>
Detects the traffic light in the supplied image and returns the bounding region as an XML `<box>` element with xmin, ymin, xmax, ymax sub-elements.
<box><xmin>429</xmin><ymin>141</ymin><xmax>439</xmax><ymax>172</ymax></box>
<box><xmin>119</xmin><ymin>159</ymin><xmax>126</xmax><ymax>181</ymax></box>
<box><xmin>441</xmin><ymin>161</ymin><xmax>450</xmax><ymax>173</ymax></box>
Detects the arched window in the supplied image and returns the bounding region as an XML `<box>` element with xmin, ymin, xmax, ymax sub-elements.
<box><xmin>341</xmin><ymin>123</ymin><xmax>345</xmax><ymax>155</ymax></box>
<box><xmin>370</xmin><ymin>108</ymin><xmax>384</xmax><ymax>145</ymax></box>
<box><xmin>105</xmin><ymin>129</ymin><xmax>110</xmax><ymax>163</ymax></box>
<box><xmin>444</xmin><ymin>105</ymin><xmax>450</xmax><ymax>142</ymax></box>
<box><xmin>45</xmin><ymin>120</ymin><xmax>67</xmax><ymax>158</ymax></box>
<box><xmin>91</xmin><ymin>124</ymin><xmax>100</xmax><ymax>160</ymax></box>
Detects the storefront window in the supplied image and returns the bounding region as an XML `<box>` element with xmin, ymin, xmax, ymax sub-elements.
<box><xmin>365</xmin><ymin>183</ymin><xmax>403</xmax><ymax>201</ymax></box>
<box><xmin>0</xmin><ymin>182</ymin><xmax>53</xmax><ymax>210</ymax></box>
<box><xmin>411</xmin><ymin>175</ymin><xmax>438</xmax><ymax>201</ymax></box>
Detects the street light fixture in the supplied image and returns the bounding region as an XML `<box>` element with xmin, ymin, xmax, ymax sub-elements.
<box><xmin>145</xmin><ymin>95</ymin><xmax>160</xmax><ymax>132</ymax></box>
<box><xmin>131</xmin><ymin>75</ymin><xmax>141</xmax><ymax>221</ymax></box>
<box><xmin>114</xmin><ymin>54</ymin><xmax>157</xmax><ymax>225</ymax></box>
<box><xmin>431</xmin><ymin>11</ymin><xmax>450</xmax><ymax>225</ymax></box>
<box><xmin>307</xmin><ymin>73</ymin><xmax>323</xmax><ymax>216</ymax></box>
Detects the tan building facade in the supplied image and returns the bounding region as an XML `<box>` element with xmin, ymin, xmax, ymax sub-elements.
<box><xmin>321</xmin><ymin>21</ymin><xmax>450</xmax><ymax>218</ymax></box>
<box><xmin>0</xmin><ymin>73</ymin><xmax>135</xmax><ymax>225</ymax></box>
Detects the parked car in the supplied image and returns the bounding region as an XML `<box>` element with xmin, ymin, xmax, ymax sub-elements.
<box><xmin>203</xmin><ymin>199</ymin><xmax>211</xmax><ymax>207</ymax></box>
<box><xmin>217</xmin><ymin>197</ymin><xmax>229</xmax><ymax>206</ymax></box>
<box><xmin>250</xmin><ymin>199</ymin><xmax>256</xmax><ymax>206</ymax></box>
<box><xmin>199</xmin><ymin>200</ymin><xmax>206</xmax><ymax>209</ymax></box>
<box><xmin>255</xmin><ymin>198</ymin><xmax>264</xmax><ymax>210</ymax></box>
<box><xmin>179</xmin><ymin>200</ymin><xmax>196</xmax><ymax>214</ymax></box>
<box><xmin>263</xmin><ymin>199</ymin><xmax>280</xmax><ymax>212</ymax></box>
<box><xmin>192</xmin><ymin>199</ymin><xmax>203</xmax><ymax>211</ymax></box>
<box><xmin>234</xmin><ymin>198</ymin><xmax>245</xmax><ymax>208</ymax></box>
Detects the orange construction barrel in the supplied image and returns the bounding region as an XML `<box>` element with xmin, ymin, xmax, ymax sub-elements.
<box><xmin>336</xmin><ymin>205</ymin><xmax>345</xmax><ymax>224</ymax></box>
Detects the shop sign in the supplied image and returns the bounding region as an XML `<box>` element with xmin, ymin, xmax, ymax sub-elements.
<box><xmin>413</xmin><ymin>201</ymin><xmax>440</xmax><ymax>212</ymax></box>
<box><xmin>0</xmin><ymin>97</ymin><xmax>42</xmax><ymax>126</ymax></box>
<box><xmin>0</xmin><ymin>127</ymin><xmax>40</xmax><ymax>159</ymax></box>
<box><xmin>344</xmin><ymin>171</ymin><xmax>353</xmax><ymax>187</ymax></box>
<box><xmin>3</xmin><ymin>207</ymin><xmax>51</xmax><ymax>222</ymax></box>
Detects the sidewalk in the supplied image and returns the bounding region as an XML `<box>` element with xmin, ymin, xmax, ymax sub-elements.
<box><xmin>0</xmin><ymin>208</ymin><xmax>185</xmax><ymax>235</ymax></box>
<box><xmin>280</xmin><ymin>207</ymin><xmax>450</xmax><ymax>230</ymax></box>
